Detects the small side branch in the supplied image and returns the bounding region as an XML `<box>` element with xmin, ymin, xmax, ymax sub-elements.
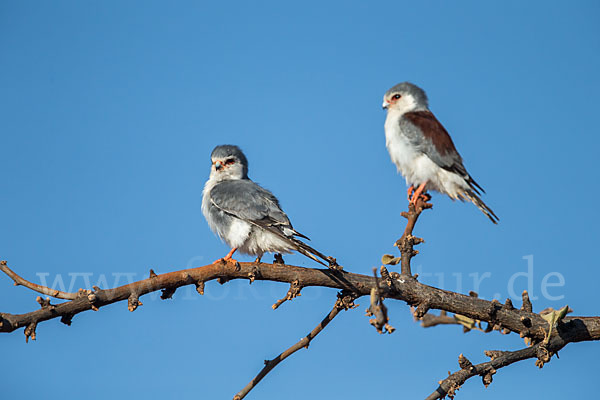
<box><xmin>365</xmin><ymin>268</ymin><xmax>394</xmax><ymax>334</ymax></box>
<box><xmin>424</xmin><ymin>331</ymin><xmax>574</xmax><ymax>400</ymax></box>
<box><xmin>0</xmin><ymin>260</ymin><xmax>78</xmax><ymax>300</ymax></box>
<box><xmin>271</xmin><ymin>279</ymin><xmax>302</xmax><ymax>310</ymax></box>
<box><xmin>233</xmin><ymin>292</ymin><xmax>357</xmax><ymax>400</ymax></box>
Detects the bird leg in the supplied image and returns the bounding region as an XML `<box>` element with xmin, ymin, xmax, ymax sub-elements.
<box><xmin>254</xmin><ymin>255</ymin><xmax>262</xmax><ymax>264</ymax></box>
<box><xmin>410</xmin><ymin>182</ymin><xmax>428</xmax><ymax>205</ymax></box>
<box><xmin>407</xmin><ymin>185</ymin><xmax>414</xmax><ymax>201</ymax></box>
<box><xmin>214</xmin><ymin>247</ymin><xmax>239</xmax><ymax>265</ymax></box>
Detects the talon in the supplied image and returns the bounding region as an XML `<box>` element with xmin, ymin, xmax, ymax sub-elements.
<box><xmin>213</xmin><ymin>248</ymin><xmax>239</xmax><ymax>265</ymax></box>
<box><xmin>409</xmin><ymin>182</ymin><xmax>428</xmax><ymax>205</ymax></box>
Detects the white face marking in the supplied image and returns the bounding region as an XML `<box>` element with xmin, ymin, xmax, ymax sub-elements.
<box><xmin>209</xmin><ymin>156</ymin><xmax>245</xmax><ymax>181</ymax></box>
<box><xmin>384</xmin><ymin>92</ymin><xmax>417</xmax><ymax>115</ymax></box>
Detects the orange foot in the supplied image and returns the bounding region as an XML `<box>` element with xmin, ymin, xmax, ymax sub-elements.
<box><xmin>407</xmin><ymin>185</ymin><xmax>414</xmax><ymax>201</ymax></box>
<box><xmin>409</xmin><ymin>182</ymin><xmax>428</xmax><ymax>205</ymax></box>
<box><xmin>213</xmin><ymin>247</ymin><xmax>239</xmax><ymax>265</ymax></box>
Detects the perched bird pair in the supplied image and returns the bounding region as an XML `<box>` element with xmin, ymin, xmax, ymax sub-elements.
<box><xmin>202</xmin><ymin>82</ymin><xmax>497</xmax><ymax>267</ymax></box>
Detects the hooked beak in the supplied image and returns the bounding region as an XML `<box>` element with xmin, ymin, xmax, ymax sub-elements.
<box><xmin>215</xmin><ymin>161</ymin><xmax>223</xmax><ymax>171</ymax></box>
<box><xmin>382</xmin><ymin>100</ymin><xmax>389</xmax><ymax>110</ymax></box>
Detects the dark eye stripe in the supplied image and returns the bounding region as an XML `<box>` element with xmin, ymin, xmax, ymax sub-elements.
<box><xmin>224</xmin><ymin>158</ymin><xmax>235</xmax><ymax>165</ymax></box>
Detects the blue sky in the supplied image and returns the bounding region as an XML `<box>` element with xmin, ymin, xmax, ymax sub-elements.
<box><xmin>1</xmin><ymin>1</ymin><xmax>599</xmax><ymax>399</ymax></box>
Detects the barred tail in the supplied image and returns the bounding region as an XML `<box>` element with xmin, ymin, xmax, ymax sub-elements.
<box><xmin>461</xmin><ymin>189</ymin><xmax>499</xmax><ymax>224</ymax></box>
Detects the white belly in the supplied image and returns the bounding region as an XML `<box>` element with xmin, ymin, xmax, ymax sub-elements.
<box><xmin>385</xmin><ymin>114</ymin><xmax>438</xmax><ymax>186</ymax></box>
<box><xmin>384</xmin><ymin>113</ymin><xmax>467</xmax><ymax>198</ymax></box>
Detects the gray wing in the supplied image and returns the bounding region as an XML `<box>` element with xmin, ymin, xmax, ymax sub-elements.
<box><xmin>210</xmin><ymin>179</ymin><xmax>334</xmax><ymax>266</ymax></box>
<box><xmin>209</xmin><ymin>179</ymin><xmax>307</xmax><ymax>239</ymax></box>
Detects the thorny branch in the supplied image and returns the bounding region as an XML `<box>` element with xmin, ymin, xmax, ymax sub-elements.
<box><xmin>1</xmin><ymin>195</ymin><xmax>599</xmax><ymax>398</ymax></box>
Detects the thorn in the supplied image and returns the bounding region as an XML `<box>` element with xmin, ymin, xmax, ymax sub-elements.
<box><xmin>488</xmin><ymin>299</ymin><xmax>500</xmax><ymax>316</ymax></box>
<box><xmin>60</xmin><ymin>314</ymin><xmax>73</xmax><ymax>326</ymax></box>
<box><xmin>336</xmin><ymin>290</ymin><xmax>358</xmax><ymax>311</ymax></box>
<box><xmin>195</xmin><ymin>281</ymin><xmax>205</xmax><ymax>295</ymax></box>
<box><xmin>458</xmin><ymin>353</ymin><xmax>474</xmax><ymax>371</ymax></box>
<box><xmin>24</xmin><ymin>322</ymin><xmax>37</xmax><ymax>343</ymax></box>
<box><xmin>36</xmin><ymin>296</ymin><xmax>52</xmax><ymax>309</ymax></box>
<box><xmin>92</xmin><ymin>285</ymin><xmax>101</xmax><ymax>292</ymax></box>
<box><xmin>482</xmin><ymin>368</ymin><xmax>496</xmax><ymax>388</ymax></box>
<box><xmin>521</xmin><ymin>290</ymin><xmax>533</xmax><ymax>312</ymax></box>
<box><xmin>484</xmin><ymin>350</ymin><xmax>506</xmax><ymax>360</ymax></box>
<box><xmin>160</xmin><ymin>287</ymin><xmax>176</xmax><ymax>300</ymax></box>
<box><xmin>248</xmin><ymin>266</ymin><xmax>260</xmax><ymax>284</ymax></box>
<box><xmin>149</xmin><ymin>269</ymin><xmax>158</xmax><ymax>278</ymax></box>
<box><xmin>127</xmin><ymin>293</ymin><xmax>142</xmax><ymax>312</ymax></box>
<box><xmin>414</xmin><ymin>301</ymin><xmax>430</xmax><ymax>318</ymax></box>
<box><xmin>503</xmin><ymin>298</ymin><xmax>514</xmax><ymax>309</ymax></box>
<box><xmin>87</xmin><ymin>292</ymin><xmax>99</xmax><ymax>311</ymax></box>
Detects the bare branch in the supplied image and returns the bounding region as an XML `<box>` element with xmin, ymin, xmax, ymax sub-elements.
<box><xmin>1</xmin><ymin>260</ymin><xmax>599</xmax><ymax>348</ymax></box>
<box><xmin>424</xmin><ymin>329</ymin><xmax>577</xmax><ymax>400</ymax></box>
<box><xmin>395</xmin><ymin>196</ymin><xmax>432</xmax><ymax>276</ymax></box>
<box><xmin>0</xmin><ymin>260</ymin><xmax>78</xmax><ymax>300</ymax></box>
<box><xmin>2</xmin><ymin>199</ymin><xmax>599</xmax><ymax>398</ymax></box>
<box><xmin>233</xmin><ymin>291</ymin><xmax>357</xmax><ymax>400</ymax></box>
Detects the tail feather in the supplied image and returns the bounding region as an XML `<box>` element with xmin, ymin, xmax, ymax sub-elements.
<box><xmin>292</xmin><ymin>238</ymin><xmax>331</xmax><ymax>267</ymax></box>
<box><xmin>461</xmin><ymin>189</ymin><xmax>499</xmax><ymax>224</ymax></box>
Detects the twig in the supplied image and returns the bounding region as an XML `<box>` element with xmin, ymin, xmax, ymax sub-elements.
<box><xmin>233</xmin><ymin>292</ymin><xmax>357</xmax><ymax>400</ymax></box>
<box><xmin>271</xmin><ymin>279</ymin><xmax>302</xmax><ymax>310</ymax></box>
<box><xmin>420</xmin><ymin>310</ymin><xmax>459</xmax><ymax>328</ymax></box>
<box><xmin>395</xmin><ymin>196</ymin><xmax>431</xmax><ymax>276</ymax></box>
<box><xmin>424</xmin><ymin>333</ymin><xmax>569</xmax><ymax>400</ymax></box>
<box><xmin>0</xmin><ymin>260</ymin><xmax>78</xmax><ymax>300</ymax></box>
<box><xmin>366</xmin><ymin>268</ymin><xmax>394</xmax><ymax>334</ymax></box>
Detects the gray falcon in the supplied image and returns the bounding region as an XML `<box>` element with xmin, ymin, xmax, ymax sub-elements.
<box><xmin>202</xmin><ymin>145</ymin><xmax>336</xmax><ymax>267</ymax></box>
<box><xmin>382</xmin><ymin>82</ymin><xmax>498</xmax><ymax>223</ymax></box>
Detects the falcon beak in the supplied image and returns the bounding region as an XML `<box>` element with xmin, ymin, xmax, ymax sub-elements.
<box><xmin>382</xmin><ymin>100</ymin><xmax>389</xmax><ymax>110</ymax></box>
<box><xmin>215</xmin><ymin>161</ymin><xmax>223</xmax><ymax>171</ymax></box>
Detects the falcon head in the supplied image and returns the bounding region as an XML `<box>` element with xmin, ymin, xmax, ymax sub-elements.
<box><xmin>209</xmin><ymin>144</ymin><xmax>249</xmax><ymax>181</ymax></box>
<box><xmin>382</xmin><ymin>82</ymin><xmax>429</xmax><ymax>114</ymax></box>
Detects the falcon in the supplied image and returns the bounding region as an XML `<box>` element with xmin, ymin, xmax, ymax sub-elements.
<box><xmin>202</xmin><ymin>145</ymin><xmax>336</xmax><ymax>267</ymax></box>
<box><xmin>382</xmin><ymin>82</ymin><xmax>498</xmax><ymax>223</ymax></box>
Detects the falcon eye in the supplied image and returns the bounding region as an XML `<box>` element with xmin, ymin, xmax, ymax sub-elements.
<box><xmin>392</xmin><ymin>94</ymin><xmax>402</xmax><ymax>100</ymax></box>
<box><xmin>224</xmin><ymin>158</ymin><xmax>235</xmax><ymax>165</ymax></box>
